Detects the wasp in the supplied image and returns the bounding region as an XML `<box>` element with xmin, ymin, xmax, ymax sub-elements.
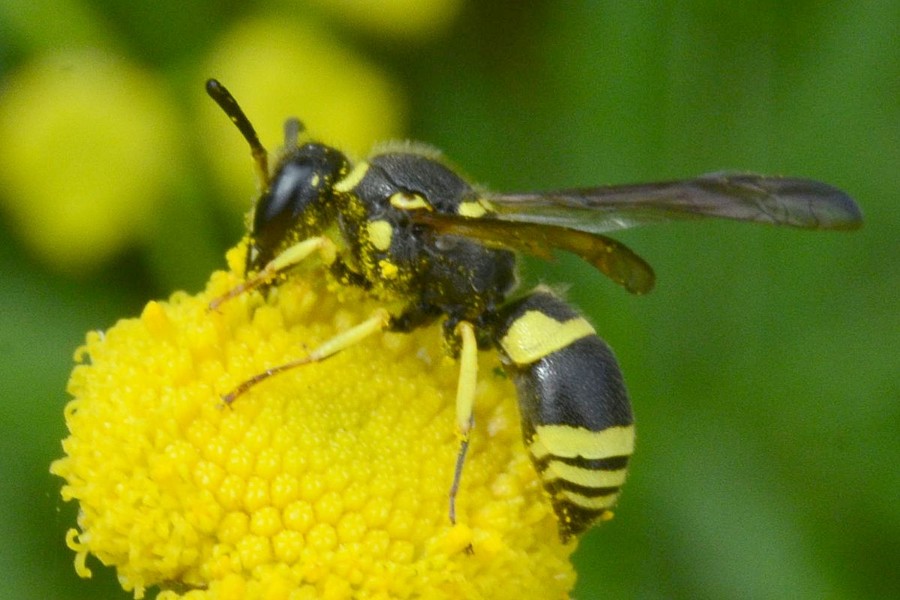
<box><xmin>205</xmin><ymin>79</ymin><xmax>862</xmax><ymax>542</ymax></box>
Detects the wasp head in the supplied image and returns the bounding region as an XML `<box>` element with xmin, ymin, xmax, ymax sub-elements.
<box><xmin>246</xmin><ymin>143</ymin><xmax>349</xmax><ymax>273</ymax></box>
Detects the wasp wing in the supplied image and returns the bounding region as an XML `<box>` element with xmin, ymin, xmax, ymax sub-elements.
<box><xmin>484</xmin><ymin>172</ymin><xmax>862</xmax><ymax>234</ymax></box>
<box><xmin>415</xmin><ymin>214</ymin><xmax>656</xmax><ymax>294</ymax></box>
<box><xmin>413</xmin><ymin>173</ymin><xmax>859</xmax><ymax>295</ymax></box>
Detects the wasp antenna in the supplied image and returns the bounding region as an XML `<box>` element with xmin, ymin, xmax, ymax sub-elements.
<box><xmin>205</xmin><ymin>78</ymin><xmax>270</xmax><ymax>190</ymax></box>
<box><xmin>283</xmin><ymin>117</ymin><xmax>306</xmax><ymax>150</ymax></box>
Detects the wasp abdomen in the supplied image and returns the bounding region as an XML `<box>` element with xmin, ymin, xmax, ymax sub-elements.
<box><xmin>495</xmin><ymin>290</ymin><xmax>635</xmax><ymax>541</ymax></box>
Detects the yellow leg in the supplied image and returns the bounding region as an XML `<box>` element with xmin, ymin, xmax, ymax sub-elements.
<box><xmin>449</xmin><ymin>321</ymin><xmax>478</xmax><ymax>525</ymax></box>
<box><xmin>210</xmin><ymin>236</ymin><xmax>337</xmax><ymax>310</ymax></box>
<box><xmin>222</xmin><ymin>308</ymin><xmax>391</xmax><ymax>405</ymax></box>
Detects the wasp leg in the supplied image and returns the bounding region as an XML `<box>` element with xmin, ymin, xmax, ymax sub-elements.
<box><xmin>449</xmin><ymin>320</ymin><xmax>478</xmax><ymax>525</ymax></box>
<box><xmin>222</xmin><ymin>307</ymin><xmax>391</xmax><ymax>405</ymax></box>
<box><xmin>210</xmin><ymin>236</ymin><xmax>337</xmax><ymax>310</ymax></box>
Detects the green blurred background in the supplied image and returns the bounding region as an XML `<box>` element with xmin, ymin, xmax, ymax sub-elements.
<box><xmin>1</xmin><ymin>1</ymin><xmax>897</xmax><ymax>598</ymax></box>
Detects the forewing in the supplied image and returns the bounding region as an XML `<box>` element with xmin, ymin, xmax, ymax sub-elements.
<box><xmin>415</xmin><ymin>214</ymin><xmax>655</xmax><ymax>294</ymax></box>
<box><xmin>485</xmin><ymin>172</ymin><xmax>862</xmax><ymax>234</ymax></box>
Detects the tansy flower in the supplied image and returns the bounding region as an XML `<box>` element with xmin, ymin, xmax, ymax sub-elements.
<box><xmin>51</xmin><ymin>243</ymin><xmax>579</xmax><ymax>599</ymax></box>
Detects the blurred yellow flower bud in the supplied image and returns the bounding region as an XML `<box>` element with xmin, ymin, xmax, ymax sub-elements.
<box><xmin>0</xmin><ymin>50</ymin><xmax>182</xmax><ymax>272</ymax></box>
<box><xmin>306</xmin><ymin>0</ymin><xmax>464</xmax><ymax>40</ymax></box>
<box><xmin>198</xmin><ymin>18</ymin><xmax>406</xmax><ymax>213</ymax></box>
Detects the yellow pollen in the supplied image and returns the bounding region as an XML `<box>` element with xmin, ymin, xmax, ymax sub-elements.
<box><xmin>378</xmin><ymin>258</ymin><xmax>399</xmax><ymax>279</ymax></box>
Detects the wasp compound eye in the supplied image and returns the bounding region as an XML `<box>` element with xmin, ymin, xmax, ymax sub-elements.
<box><xmin>248</xmin><ymin>145</ymin><xmax>349</xmax><ymax>272</ymax></box>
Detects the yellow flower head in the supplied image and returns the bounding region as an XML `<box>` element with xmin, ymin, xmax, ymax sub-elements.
<box><xmin>0</xmin><ymin>50</ymin><xmax>180</xmax><ymax>272</ymax></box>
<box><xmin>51</xmin><ymin>244</ymin><xmax>578</xmax><ymax>599</ymax></box>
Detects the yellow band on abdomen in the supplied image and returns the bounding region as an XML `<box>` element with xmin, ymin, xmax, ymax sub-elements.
<box><xmin>500</xmin><ymin>312</ymin><xmax>596</xmax><ymax>366</ymax></box>
<box><xmin>529</xmin><ymin>424</ymin><xmax>635</xmax><ymax>460</ymax></box>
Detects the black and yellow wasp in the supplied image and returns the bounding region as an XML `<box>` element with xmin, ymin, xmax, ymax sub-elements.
<box><xmin>206</xmin><ymin>79</ymin><xmax>862</xmax><ymax>542</ymax></box>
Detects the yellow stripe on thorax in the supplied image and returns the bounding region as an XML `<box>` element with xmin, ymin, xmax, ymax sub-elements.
<box><xmin>366</xmin><ymin>220</ymin><xmax>393</xmax><ymax>251</ymax></box>
<box><xmin>457</xmin><ymin>199</ymin><xmax>489</xmax><ymax>218</ymax></box>
<box><xmin>390</xmin><ymin>192</ymin><xmax>431</xmax><ymax>211</ymax></box>
<box><xmin>500</xmin><ymin>312</ymin><xmax>595</xmax><ymax>365</ymax></box>
<box><xmin>334</xmin><ymin>161</ymin><xmax>369</xmax><ymax>193</ymax></box>
<box><xmin>529</xmin><ymin>424</ymin><xmax>635</xmax><ymax>461</ymax></box>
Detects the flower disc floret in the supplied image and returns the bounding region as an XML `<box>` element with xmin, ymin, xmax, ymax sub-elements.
<box><xmin>52</xmin><ymin>245</ymin><xmax>578</xmax><ymax>599</ymax></box>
